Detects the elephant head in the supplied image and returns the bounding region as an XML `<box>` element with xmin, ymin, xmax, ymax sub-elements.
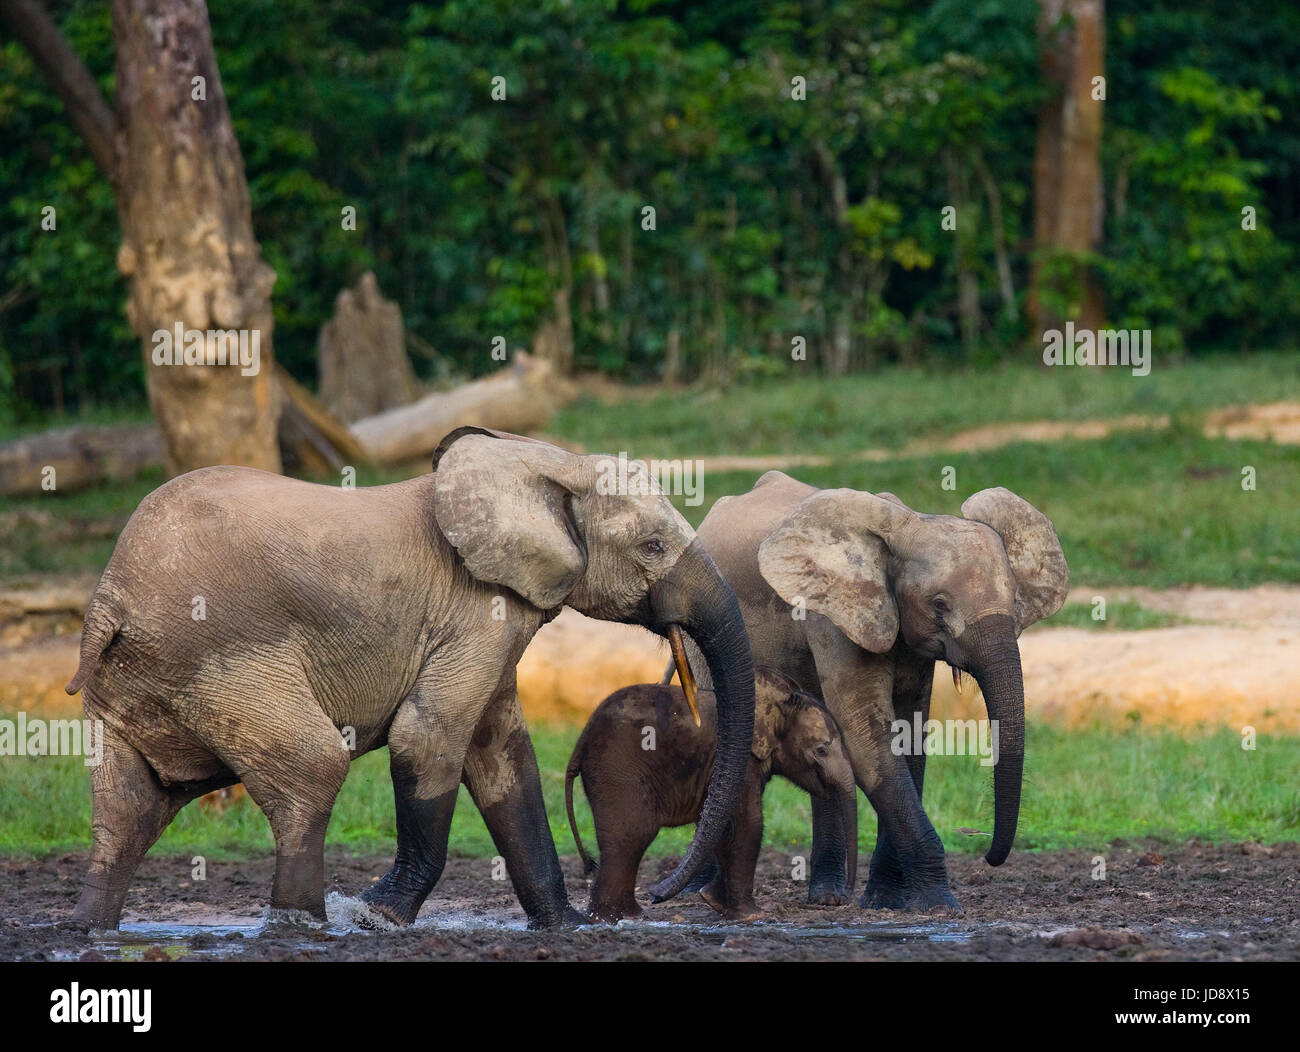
<box><xmin>752</xmin><ymin>671</ymin><xmax>859</xmax><ymax>892</ymax></box>
<box><xmin>431</xmin><ymin>427</ymin><xmax>756</xmax><ymax>902</ymax></box>
<box><xmin>756</xmin><ymin>485</ymin><xmax>1068</xmax><ymax>867</ymax></box>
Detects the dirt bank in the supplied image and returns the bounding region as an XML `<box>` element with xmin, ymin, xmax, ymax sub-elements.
<box><xmin>6</xmin><ymin>585</ymin><xmax>1300</xmax><ymax>731</ymax></box>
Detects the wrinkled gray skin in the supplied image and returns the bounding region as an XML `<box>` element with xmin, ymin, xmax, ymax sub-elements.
<box><xmin>566</xmin><ymin>667</ymin><xmax>857</xmax><ymax>922</ymax></box>
<box><xmin>684</xmin><ymin>471</ymin><xmax>1069</xmax><ymax>912</ymax></box>
<box><xmin>66</xmin><ymin>426</ymin><xmax>755</xmax><ymax>930</ymax></box>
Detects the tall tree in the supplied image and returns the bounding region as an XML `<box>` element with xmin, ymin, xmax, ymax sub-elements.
<box><xmin>1030</xmin><ymin>0</ymin><xmax>1106</xmax><ymax>336</ymax></box>
<box><xmin>0</xmin><ymin>0</ymin><xmax>280</xmax><ymax>473</ymax></box>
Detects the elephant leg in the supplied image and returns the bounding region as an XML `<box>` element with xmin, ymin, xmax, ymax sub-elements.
<box><xmin>808</xmin><ymin>622</ymin><xmax>958</xmax><ymax>913</ymax></box>
<box><xmin>72</xmin><ymin>720</ymin><xmax>186</xmax><ymax>930</ymax></box>
<box><xmin>867</xmin><ymin>652</ymin><xmax>936</xmax><ymax>909</ymax></box>
<box><xmin>462</xmin><ymin>678</ymin><xmax>586</xmax><ymax>929</ymax></box>
<box><xmin>808</xmin><ymin>794</ymin><xmax>852</xmax><ymax>905</ymax></box>
<box><xmin>703</xmin><ymin>764</ymin><xmax>764</xmax><ymax>921</ymax></box>
<box><xmin>361</xmin><ymin>682</ymin><xmax>471</xmax><ymax>926</ymax></box>
<box><xmin>233</xmin><ymin>689</ymin><xmax>351</xmax><ymax>919</ymax></box>
<box><xmin>587</xmin><ymin>817</ymin><xmax>657</xmax><ymax>922</ymax></box>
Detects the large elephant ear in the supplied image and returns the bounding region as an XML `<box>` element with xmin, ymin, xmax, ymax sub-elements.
<box><xmin>757</xmin><ymin>489</ymin><xmax>911</xmax><ymax>653</ymax></box>
<box><xmin>961</xmin><ymin>487</ymin><xmax>1069</xmax><ymax>630</ymax></box>
<box><xmin>432</xmin><ymin>428</ymin><xmax>587</xmax><ymax>610</ymax></box>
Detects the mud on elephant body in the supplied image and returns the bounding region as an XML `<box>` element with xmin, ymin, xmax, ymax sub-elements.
<box><xmin>691</xmin><ymin>471</ymin><xmax>1069</xmax><ymax>912</ymax></box>
<box><xmin>566</xmin><ymin>666</ymin><xmax>857</xmax><ymax>922</ymax></box>
<box><xmin>66</xmin><ymin>427</ymin><xmax>755</xmax><ymax>930</ymax></box>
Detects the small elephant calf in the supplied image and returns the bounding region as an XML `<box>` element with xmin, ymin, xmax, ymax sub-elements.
<box><xmin>565</xmin><ymin>667</ymin><xmax>858</xmax><ymax>922</ymax></box>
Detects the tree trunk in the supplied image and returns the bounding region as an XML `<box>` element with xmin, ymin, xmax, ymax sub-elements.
<box><xmin>1029</xmin><ymin>0</ymin><xmax>1106</xmax><ymax>337</ymax></box>
<box><xmin>113</xmin><ymin>0</ymin><xmax>280</xmax><ymax>474</ymax></box>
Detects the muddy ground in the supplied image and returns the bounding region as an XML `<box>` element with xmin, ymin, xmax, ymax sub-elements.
<box><xmin>3</xmin><ymin>842</ymin><xmax>1296</xmax><ymax>961</ymax></box>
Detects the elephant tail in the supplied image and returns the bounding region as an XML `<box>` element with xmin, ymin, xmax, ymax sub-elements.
<box><xmin>66</xmin><ymin>594</ymin><xmax>120</xmax><ymax>695</ymax></box>
<box><xmin>565</xmin><ymin>734</ymin><xmax>598</xmax><ymax>876</ymax></box>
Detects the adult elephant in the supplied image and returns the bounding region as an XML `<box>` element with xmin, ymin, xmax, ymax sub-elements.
<box><xmin>66</xmin><ymin>427</ymin><xmax>755</xmax><ymax>929</ymax></box>
<box><xmin>687</xmin><ymin>470</ymin><xmax>1068</xmax><ymax>911</ymax></box>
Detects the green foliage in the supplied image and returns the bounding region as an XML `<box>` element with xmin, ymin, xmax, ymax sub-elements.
<box><xmin>0</xmin><ymin>0</ymin><xmax>1297</xmax><ymax>419</ymax></box>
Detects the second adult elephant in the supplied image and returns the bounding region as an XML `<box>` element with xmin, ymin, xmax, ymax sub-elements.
<box><xmin>689</xmin><ymin>471</ymin><xmax>1068</xmax><ymax>911</ymax></box>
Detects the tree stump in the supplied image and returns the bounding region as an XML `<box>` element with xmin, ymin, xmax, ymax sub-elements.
<box><xmin>318</xmin><ymin>272</ymin><xmax>421</xmax><ymax>423</ymax></box>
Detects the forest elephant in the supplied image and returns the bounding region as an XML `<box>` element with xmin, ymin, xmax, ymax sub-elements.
<box><xmin>65</xmin><ymin>427</ymin><xmax>755</xmax><ymax>930</ymax></box>
<box><xmin>566</xmin><ymin>666</ymin><xmax>856</xmax><ymax>922</ymax></box>
<box><xmin>682</xmin><ymin>471</ymin><xmax>1068</xmax><ymax>912</ymax></box>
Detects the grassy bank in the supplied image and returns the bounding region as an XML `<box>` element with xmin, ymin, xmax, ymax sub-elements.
<box><xmin>4</xmin><ymin>356</ymin><xmax>1297</xmax><ymax>588</ymax></box>
<box><xmin>2</xmin><ymin>721</ymin><xmax>1294</xmax><ymax>860</ymax></box>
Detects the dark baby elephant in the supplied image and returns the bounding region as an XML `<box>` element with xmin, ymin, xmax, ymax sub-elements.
<box><xmin>565</xmin><ymin>667</ymin><xmax>858</xmax><ymax>922</ymax></box>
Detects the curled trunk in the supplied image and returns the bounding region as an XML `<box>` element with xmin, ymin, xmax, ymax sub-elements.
<box><xmin>645</xmin><ymin>543</ymin><xmax>756</xmax><ymax>902</ymax></box>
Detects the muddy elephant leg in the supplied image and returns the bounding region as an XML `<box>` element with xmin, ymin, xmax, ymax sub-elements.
<box><xmin>361</xmin><ymin>681</ymin><xmax>472</xmax><ymax>925</ymax></box>
<box><xmin>72</xmin><ymin>720</ymin><xmax>186</xmax><ymax>930</ymax></box>
<box><xmin>587</xmin><ymin>815</ymin><xmax>658</xmax><ymax>922</ymax></box>
<box><xmin>808</xmin><ymin>795</ymin><xmax>852</xmax><ymax>904</ymax></box>
<box><xmin>462</xmin><ymin>678</ymin><xmax>586</xmax><ymax>929</ymax></box>
<box><xmin>703</xmin><ymin>763</ymin><xmax>764</xmax><ymax>921</ymax></box>
<box><xmin>866</xmin><ymin>651</ymin><xmax>936</xmax><ymax>909</ymax></box>
<box><xmin>808</xmin><ymin>621</ymin><xmax>957</xmax><ymax>913</ymax></box>
<box><xmin>232</xmin><ymin>690</ymin><xmax>351</xmax><ymax>919</ymax></box>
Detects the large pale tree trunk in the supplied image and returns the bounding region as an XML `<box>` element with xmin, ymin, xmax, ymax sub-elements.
<box><xmin>1029</xmin><ymin>0</ymin><xmax>1106</xmax><ymax>337</ymax></box>
<box><xmin>0</xmin><ymin>0</ymin><xmax>281</xmax><ymax>474</ymax></box>
<box><xmin>113</xmin><ymin>0</ymin><xmax>280</xmax><ymax>473</ymax></box>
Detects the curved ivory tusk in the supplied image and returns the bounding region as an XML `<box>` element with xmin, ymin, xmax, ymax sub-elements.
<box><xmin>668</xmin><ymin>623</ymin><xmax>701</xmax><ymax>727</ymax></box>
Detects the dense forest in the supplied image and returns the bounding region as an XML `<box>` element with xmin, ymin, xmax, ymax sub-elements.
<box><xmin>1</xmin><ymin>0</ymin><xmax>1296</xmax><ymax>423</ymax></box>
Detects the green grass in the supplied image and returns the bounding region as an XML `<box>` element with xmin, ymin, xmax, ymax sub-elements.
<box><xmin>553</xmin><ymin>352</ymin><xmax>1300</xmax><ymax>458</ymax></box>
<box><xmin>5</xmin><ymin>357</ymin><xmax>1296</xmax><ymax>588</ymax></box>
<box><xmin>1039</xmin><ymin>600</ymin><xmax>1183</xmax><ymax>631</ymax></box>
<box><xmin>3</xmin><ymin>721</ymin><xmax>1295</xmax><ymax>860</ymax></box>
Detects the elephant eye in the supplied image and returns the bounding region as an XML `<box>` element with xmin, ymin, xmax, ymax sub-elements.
<box><xmin>932</xmin><ymin>596</ymin><xmax>951</xmax><ymax>615</ymax></box>
<box><xmin>641</xmin><ymin>538</ymin><xmax>664</xmax><ymax>557</ymax></box>
<box><xmin>814</xmin><ymin>743</ymin><xmax>830</xmax><ymax>758</ymax></box>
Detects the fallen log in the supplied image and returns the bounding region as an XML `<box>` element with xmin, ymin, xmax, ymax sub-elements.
<box><xmin>349</xmin><ymin>351</ymin><xmax>563</xmax><ymax>463</ymax></box>
<box><xmin>0</xmin><ymin>423</ymin><xmax>164</xmax><ymax>497</ymax></box>
<box><xmin>0</xmin><ymin>354</ymin><xmax>567</xmax><ymax>494</ymax></box>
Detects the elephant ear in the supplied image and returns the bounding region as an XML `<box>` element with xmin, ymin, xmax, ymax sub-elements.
<box><xmin>432</xmin><ymin>428</ymin><xmax>587</xmax><ymax>611</ymax></box>
<box><xmin>961</xmin><ymin>487</ymin><xmax>1069</xmax><ymax>630</ymax></box>
<box><xmin>750</xmin><ymin>668</ymin><xmax>794</xmax><ymax>762</ymax></box>
<box><xmin>757</xmin><ymin>489</ymin><xmax>912</xmax><ymax>654</ymax></box>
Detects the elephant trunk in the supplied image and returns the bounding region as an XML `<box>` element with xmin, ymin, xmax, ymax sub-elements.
<box><xmin>838</xmin><ymin>780</ymin><xmax>858</xmax><ymax>893</ymax></box>
<box><xmin>645</xmin><ymin>541</ymin><xmax>756</xmax><ymax>903</ymax></box>
<box><xmin>965</xmin><ymin>613</ymin><xmax>1024</xmax><ymax>867</ymax></box>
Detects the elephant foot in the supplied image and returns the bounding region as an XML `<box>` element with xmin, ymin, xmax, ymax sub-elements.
<box><xmin>860</xmin><ymin>879</ymin><xmax>961</xmax><ymax>914</ymax></box>
<box><xmin>807</xmin><ymin>880</ymin><xmax>852</xmax><ymax>907</ymax></box>
<box><xmin>355</xmin><ymin>894</ymin><xmax>415</xmax><ymax>929</ymax></box>
<box><xmin>588</xmin><ymin>899</ymin><xmax>642</xmax><ymax>924</ymax></box>
<box><xmin>526</xmin><ymin>905</ymin><xmax>591</xmax><ymax>930</ymax></box>
<box><xmin>359</xmin><ymin>874</ymin><xmax>426</xmax><ymax>927</ymax></box>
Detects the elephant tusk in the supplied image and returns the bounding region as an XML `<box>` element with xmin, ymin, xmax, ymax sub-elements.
<box><xmin>668</xmin><ymin>624</ymin><xmax>702</xmax><ymax>727</ymax></box>
<box><xmin>952</xmin><ymin>665</ymin><xmax>963</xmax><ymax>694</ymax></box>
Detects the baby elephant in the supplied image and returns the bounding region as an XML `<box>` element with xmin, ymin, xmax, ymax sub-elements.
<box><xmin>565</xmin><ymin>667</ymin><xmax>858</xmax><ymax>922</ymax></box>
